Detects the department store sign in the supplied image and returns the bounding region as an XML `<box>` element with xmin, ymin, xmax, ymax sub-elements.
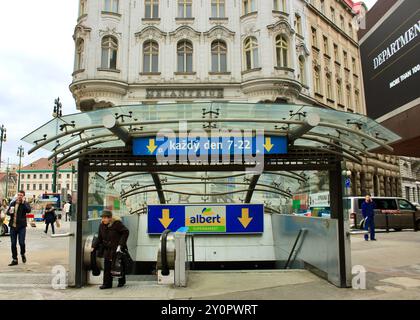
<box><xmin>146</xmin><ymin>88</ymin><xmax>224</xmax><ymax>99</ymax></box>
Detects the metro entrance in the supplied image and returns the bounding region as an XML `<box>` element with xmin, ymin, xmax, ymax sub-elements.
<box><xmin>22</xmin><ymin>102</ymin><xmax>399</xmax><ymax>289</ymax></box>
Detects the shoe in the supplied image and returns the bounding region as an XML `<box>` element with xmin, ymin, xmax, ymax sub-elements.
<box><xmin>44</xmin><ymin>231</ymin><xmax>47</xmax><ymax>234</ymax></box>
<box><xmin>371</xmin><ymin>239</ymin><xmax>377</xmax><ymax>241</ymax></box>
<box><xmin>99</xmin><ymin>285</ymin><xmax>112</xmax><ymax>290</ymax></box>
<box><xmin>21</xmin><ymin>255</ymin><xmax>26</xmax><ymax>263</ymax></box>
<box><xmin>117</xmin><ymin>281</ymin><xmax>126</xmax><ymax>288</ymax></box>
<box><xmin>8</xmin><ymin>260</ymin><xmax>18</xmax><ymax>266</ymax></box>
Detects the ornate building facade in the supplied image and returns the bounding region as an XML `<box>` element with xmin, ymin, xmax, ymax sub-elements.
<box><xmin>70</xmin><ymin>0</ymin><xmax>401</xmax><ymax>197</ymax></box>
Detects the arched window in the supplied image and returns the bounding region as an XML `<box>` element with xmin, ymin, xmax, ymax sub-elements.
<box><xmin>299</xmin><ymin>56</ymin><xmax>305</xmax><ymax>84</ymax></box>
<box><xmin>143</xmin><ymin>41</ymin><xmax>159</xmax><ymax>73</ymax></box>
<box><xmin>104</xmin><ymin>0</ymin><xmax>119</xmax><ymax>13</ymax></box>
<box><xmin>326</xmin><ymin>74</ymin><xmax>332</xmax><ymax>99</ymax></box>
<box><xmin>177</xmin><ymin>40</ymin><xmax>193</xmax><ymax>73</ymax></box>
<box><xmin>101</xmin><ymin>36</ymin><xmax>118</xmax><ymax>69</ymax></box>
<box><xmin>75</xmin><ymin>39</ymin><xmax>84</xmax><ymax>71</ymax></box>
<box><xmin>244</xmin><ymin>37</ymin><xmax>258</xmax><ymax>70</ymax></box>
<box><xmin>276</xmin><ymin>35</ymin><xmax>288</xmax><ymax>68</ymax></box>
<box><xmin>314</xmin><ymin>67</ymin><xmax>321</xmax><ymax>94</ymax></box>
<box><xmin>145</xmin><ymin>0</ymin><xmax>159</xmax><ymax>18</ymax></box>
<box><xmin>336</xmin><ymin>80</ymin><xmax>343</xmax><ymax>104</ymax></box>
<box><xmin>211</xmin><ymin>40</ymin><xmax>227</xmax><ymax>73</ymax></box>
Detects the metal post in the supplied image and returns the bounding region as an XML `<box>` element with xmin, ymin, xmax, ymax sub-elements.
<box><xmin>75</xmin><ymin>159</ymin><xmax>88</xmax><ymax>288</ymax></box>
<box><xmin>385</xmin><ymin>213</ymin><xmax>389</xmax><ymax>233</ymax></box>
<box><xmin>330</xmin><ymin>160</ymin><xmax>347</xmax><ymax>288</ymax></box>
<box><xmin>0</xmin><ymin>125</ymin><xmax>6</xmax><ymax>170</ymax></box>
<box><xmin>52</xmin><ymin>97</ymin><xmax>62</xmax><ymax>194</ymax></box>
<box><xmin>4</xmin><ymin>159</ymin><xmax>9</xmax><ymax>199</ymax></box>
<box><xmin>17</xmin><ymin>146</ymin><xmax>24</xmax><ymax>192</ymax></box>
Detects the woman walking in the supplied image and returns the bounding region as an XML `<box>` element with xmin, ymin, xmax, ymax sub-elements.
<box><xmin>44</xmin><ymin>203</ymin><xmax>57</xmax><ymax>235</ymax></box>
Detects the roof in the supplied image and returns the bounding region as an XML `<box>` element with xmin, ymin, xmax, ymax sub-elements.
<box><xmin>343</xmin><ymin>0</ymin><xmax>367</xmax><ymax>14</ymax></box>
<box><xmin>20</xmin><ymin>158</ymin><xmax>75</xmax><ymax>172</ymax></box>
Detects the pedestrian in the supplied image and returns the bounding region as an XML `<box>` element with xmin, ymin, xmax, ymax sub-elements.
<box><xmin>92</xmin><ymin>210</ymin><xmax>129</xmax><ymax>290</ymax></box>
<box><xmin>44</xmin><ymin>203</ymin><xmax>57</xmax><ymax>235</ymax></box>
<box><xmin>361</xmin><ymin>194</ymin><xmax>377</xmax><ymax>241</ymax></box>
<box><xmin>6</xmin><ymin>190</ymin><xmax>32</xmax><ymax>266</ymax></box>
<box><xmin>63</xmin><ymin>201</ymin><xmax>71</xmax><ymax>222</ymax></box>
<box><xmin>0</xmin><ymin>199</ymin><xmax>9</xmax><ymax>239</ymax></box>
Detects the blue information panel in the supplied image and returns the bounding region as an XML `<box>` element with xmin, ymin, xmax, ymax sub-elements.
<box><xmin>148</xmin><ymin>204</ymin><xmax>264</xmax><ymax>235</ymax></box>
<box><xmin>133</xmin><ymin>136</ymin><xmax>287</xmax><ymax>156</ymax></box>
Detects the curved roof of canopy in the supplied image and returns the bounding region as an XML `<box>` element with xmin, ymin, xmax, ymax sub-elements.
<box><xmin>23</xmin><ymin>102</ymin><xmax>399</xmax><ymax>163</ymax></box>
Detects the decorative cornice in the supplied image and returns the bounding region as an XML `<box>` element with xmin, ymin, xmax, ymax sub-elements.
<box><xmin>99</xmin><ymin>27</ymin><xmax>122</xmax><ymax>39</ymax></box>
<box><xmin>135</xmin><ymin>26</ymin><xmax>167</xmax><ymax>41</ymax></box>
<box><xmin>73</xmin><ymin>24</ymin><xmax>92</xmax><ymax>40</ymax></box>
<box><xmin>203</xmin><ymin>25</ymin><xmax>235</xmax><ymax>39</ymax></box>
<box><xmin>169</xmin><ymin>25</ymin><xmax>201</xmax><ymax>40</ymax></box>
<box><xmin>267</xmin><ymin>18</ymin><xmax>295</xmax><ymax>36</ymax></box>
<box><xmin>296</xmin><ymin>42</ymin><xmax>310</xmax><ymax>57</ymax></box>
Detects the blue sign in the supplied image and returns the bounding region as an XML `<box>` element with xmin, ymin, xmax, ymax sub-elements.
<box><xmin>133</xmin><ymin>136</ymin><xmax>287</xmax><ymax>157</ymax></box>
<box><xmin>148</xmin><ymin>204</ymin><xmax>264</xmax><ymax>235</ymax></box>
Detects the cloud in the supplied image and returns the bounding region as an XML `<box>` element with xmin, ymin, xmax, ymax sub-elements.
<box><xmin>0</xmin><ymin>0</ymin><xmax>78</xmax><ymax>167</ymax></box>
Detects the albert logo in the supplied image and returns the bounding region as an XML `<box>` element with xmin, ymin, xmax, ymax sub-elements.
<box><xmin>185</xmin><ymin>206</ymin><xmax>226</xmax><ymax>233</ymax></box>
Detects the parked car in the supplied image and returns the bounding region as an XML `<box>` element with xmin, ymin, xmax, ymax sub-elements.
<box><xmin>346</xmin><ymin>197</ymin><xmax>420</xmax><ymax>231</ymax></box>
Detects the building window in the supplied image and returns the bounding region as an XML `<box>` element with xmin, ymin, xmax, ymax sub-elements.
<box><xmin>67</xmin><ymin>174</ymin><xmax>71</xmax><ymax>179</ymax></box>
<box><xmin>320</xmin><ymin>0</ymin><xmax>325</xmax><ymax>14</ymax></box>
<box><xmin>211</xmin><ymin>0</ymin><xmax>225</xmax><ymax>18</ymax></box>
<box><xmin>177</xmin><ymin>40</ymin><xmax>193</xmax><ymax>73</ymax></box>
<box><xmin>34</xmin><ymin>174</ymin><xmax>37</xmax><ymax>179</ymax></box>
<box><xmin>45</xmin><ymin>184</ymin><xmax>49</xmax><ymax>191</ymax></box>
<box><xmin>343</xmin><ymin>51</ymin><xmax>348</xmax><ymax>68</ymax></box>
<box><xmin>273</xmin><ymin>0</ymin><xmax>286</xmax><ymax>12</ymax></box>
<box><xmin>79</xmin><ymin>0</ymin><xmax>87</xmax><ymax>16</ymax></box>
<box><xmin>58</xmin><ymin>184</ymin><xmax>61</xmax><ymax>190</ymax></box>
<box><xmin>59</xmin><ymin>174</ymin><xmax>62</xmax><ymax>179</ymax></box>
<box><xmin>340</xmin><ymin>15</ymin><xmax>345</xmax><ymax>30</ymax></box>
<box><xmin>311</xmin><ymin>27</ymin><xmax>318</xmax><ymax>48</ymax></box>
<box><xmin>299</xmin><ymin>56</ymin><xmax>306</xmax><ymax>85</ymax></box>
<box><xmin>21</xmin><ymin>184</ymin><xmax>24</xmax><ymax>191</ymax></box>
<box><xmin>40</xmin><ymin>174</ymin><xmax>43</xmax><ymax>179</ymax></box>
<box><xmin>178</xmin><ymin>0</ymin><xmax>192</xmax><ymax>18</ymax></box>
<box><xmin>314</xmin><ymin>67</ymin><xmax>321</xmax><ymax>94</ymax></box>
<box><xmin>143</xmin><ymin>41</ymin><xmax>159</xmax><ymax>73</ymax></box>
<box><xmin>323</xmin><ymin>36</ymin><xmax>329</xmax><ymax>55</ymax></box>
<box><xmin>103</xmin><ymin>0</ymin><xmax>119</xmax><ymax>13</ymax></box>
<box><xmin>145</xmin><ymin>0</ymin><xmax>159</xmax><ymax>18</ymax></box>
<box><xmin>33</xmin><ymin>184</ymin><xmax>36</xmax><ymax>190</ymax></box>
<box><xmin>348</xmin><ymin>23</ymin><xmax>353</xmax><ymax>37</ymax></box>
<box><xmin>101</xmin><ymin>36</ymin><xmax>118</xmax><ymax>69</ymax></box>
<box><xmin>211</xmin><ymin>40</ymin><xmax>227</xmax><ymax>72</ymax></box>
<box><xmin>275</xmin><ymin>35</ymin><xmax>288</xmax><ymax>68</ymax></box>
<box><xmin>27</xmin><ymin>184</ymin><xmax>30</xmax><ymax>191</ymax></box>
<box><xmin>326</xmin><ymin>74</ymin><xmax>332</xmax><ymax>100</ymax></box>
<box><xmin>75</xmin><ymin>38</ymin><xmax>84</xmax><ymax>71</ymax></box>
<box><xmin>39</xmin><ymin>184</ymin><xmax>43</xmax><ymax>191</ymax></box>
<box><xmin>346</xmin><ymin>86</ymin><xmax>351</xmax><ymax>107</ymax></box>
<box><xmin>46</xmin><ymin>174</ymin><xmax>49</xmax><ymax>179</ymax></box>
<box><xmin>352</xmin><ymin>57</ymin><xmax>357</xmax><ymax>74</ymax></box>
<box><xmin>355</xmin><ymin>90</ymin><xmax>360</xmax><ymax>110</ymax></box>
<box><xmin>67</xmin><ymin>184</ymin><xmax>71</xmax><ymax>190</ymax></box>
<box><xmin>334</xmin><ymin>44</ymin><xmax>339</xmax><ymax>62</ymax></box>
<box><xmin>295</xmin><ymin>14</ymin><xmax>302</xmax><ymax>35</ymax></box>
<box><xmin>244</xmin><ymin>37</ymin><xmax>259</xmax><ymax>70</ymax></box>
<box><xmin>336</xmin><ymin>80</ymin><xmax>343</xmax><ymax>104</ymax></box>
<box><xmin>243</xmin><ymin>0</ymin><xmax>256</xmax><ymax>15</ymax></box>
<box><xmin>330</xmin><ymin>7</ymin><xmax>335</xmax><ymax>23</ymax></box>
<box><xmin>27</xmin><ymin>174</ymin><xmax>31</xmax><ymax>179</ymax></box>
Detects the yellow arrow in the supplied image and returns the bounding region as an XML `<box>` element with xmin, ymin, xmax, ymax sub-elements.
<box><xmin>264</xmin><ymin>137</ymin><xmax>274</xmax><ymax>152</ymax></box>
<box><xmin>159</xmin><ymin>209</ymin><xmax>174</xmax><ymax>229</ymax></box>
<box><xmin>238</xmin><ymin>208</ymin><xmax>253</xmax><ymax>229</ymax></box>
<box><xmin>147</xmin><ymin>139</ymin><xmax>157</xmax><ymax>154</ymax></box>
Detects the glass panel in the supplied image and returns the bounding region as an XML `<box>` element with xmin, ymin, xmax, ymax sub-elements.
<box><xmin>145</xmin><ymin>3</ymin><xmax>151</xmax><ymax>18</ymax></box>
<box><xmin>101</xmin><ymin>48</ymin><xmax>108</xmax><ymax>68</ymax></box>
<box><xmin>252</xmin><ymin>48</ymin><xmax>258</xmax><ymax>68</ymax></box>
<box><xmin>220</xmin><ymin>53</ymin><xmax>227</xmax><ymax>72</ymax></box>
<box><xmin>110</xmin><ymin>49</ymin><xmax>117</xmax><ymax>69</ymax></box>
<box><xmin>186</xmin><ymin>53</ymin><xmax>193</xmax><ymax>72</ymax></box>
<box><xmin>143</xmin><ymin>54</ymin><xmax>151</xmax><ymax>72</ymax></box>
<box><xmin>112</xmin><ymin>0</ymin><xmax>119</xmax><ymax>13</ymax></box>
<box><xmin>186</xmin><ymin>4</ymin><xmax>192</xmax><ymax>17</ymax></box>
<box><xmin>211</xmin><ymin>53</ymin><xmax>218</xmax><ymax>72</ymax></box>
<box><xmin>211</xmin><ymin>3</ymin><xmax>217</xmax><ymax>17</ymax></box>
<box><xmin>153</xmin><ymin>3</ymin><xmax>159</xmax><ymax>18</ymax></box>
<box><xmin>178</xmin><ymin>53</ymin><xmax>184</xmax><ymax>72</ymax></box>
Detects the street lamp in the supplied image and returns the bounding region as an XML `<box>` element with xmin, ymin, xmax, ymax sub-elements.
<box><xmin>0</xmin><ymin>125</ymin><xmax>6</xmax><ymax>170</ymax></box>
<box><xmin>52</xmin><ymin>97</ymin><xmax>62</xmax><ymax>193</ymax></box>
<box><xmin>17</xmin><ymin>145</ymin><xmax>24</xmax><ymax>192</ymax></box>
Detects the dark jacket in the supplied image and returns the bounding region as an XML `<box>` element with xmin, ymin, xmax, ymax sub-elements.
<box><xmin>6</xmin><ymin>201</ymin><xmax>31</xmax><ymax>229</ymax></box>
<box><xmin>94</xmin><ymin>217</ymin><xmax>129</xmax><ymax>261</ymax></box>
<box><xmin>361</xmin><ymin>200</ymin><xmax>376</xmax><ymax>219</ymax></box>
<box><xmin>44</xmin><ymin>208</ymin><xmax>57</xmax><ymax>224</ymax></box>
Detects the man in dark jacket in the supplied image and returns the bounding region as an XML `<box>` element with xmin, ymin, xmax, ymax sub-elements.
<box><xmin>6</xmin><ymin>191</ymin><xmax>31</xmax><ymax>266</ymax></box>
<box><xmin>361</xmin><ymin>194</ymin><xmax>376</xmax><ymax>241</ymax></box>
<box><xmin>93</xmin><ymin>210</ymin><xmax>129</xmax><ymax>289</ymax></box>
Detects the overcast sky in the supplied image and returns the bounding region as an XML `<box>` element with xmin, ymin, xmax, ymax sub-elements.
<box><xmin>0</xmin><ymin>0</ymin><xmax>378</xmax><ymax>167</ymax></box>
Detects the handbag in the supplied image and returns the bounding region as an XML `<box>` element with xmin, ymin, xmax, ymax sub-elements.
<box><xmin>359</xmin><ymin>218</ymin><xmax>366</xmax><ymax>230</ymax></box>
<box><xmin>55</xmin><ymin>219</ymin><xmax>61</xmax><ymax>228</ymax></box>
